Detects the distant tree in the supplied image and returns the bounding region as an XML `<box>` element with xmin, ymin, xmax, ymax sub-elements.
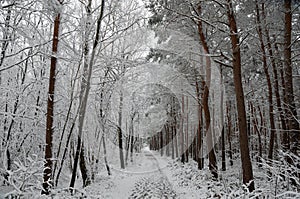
<box><xmin>255</xmin><ymin>1</ymin><xmax>276</xmax><ymax>161</ymax></box>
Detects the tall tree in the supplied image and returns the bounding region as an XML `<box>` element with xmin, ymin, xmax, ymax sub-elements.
<box><xmin>283</xmin><ymin>0</ymin><xmax>300</xmax><ymax>154</ymax></box>
<box><xmin>226</xmin><ymin>0</ymin><xmax>254</xmax><ymax>192</ymax></box>
<box><xmin>196</xmin><ymin>2</ymin><xmax>218</xmax><ymax>180</ymax></box>
<box><xmin>42</xmin><ymin>0</ymin><xmax>63</xmax><ymax>195</ymax></box>
<box><xmin>118</xmin><ymin>91</ymin><xmax>125</xmax><ymax>169</ymax></box>
<box><xmin>260</xmin><ymin>2</ymin><xmax>287</xmax><ymax>155</ymax></box>
<box><xmin>255</xmin><ymin>1</ymin><xmax>276</xmax><ymax>160</ymax></box>
<box><xmin>70</xmin><ymin>0</ymin><xmax>105</xmax><ymax>189</ymax></box>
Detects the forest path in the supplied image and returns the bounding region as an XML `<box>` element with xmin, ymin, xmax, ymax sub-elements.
<box><xmin>87</xmin><ymin>148</ymin><xmax>177</xmax><ymax>198</ymax></box>
<box><xmin>128</xmin><ymin>150</ymin><xmax>177</xmax><ymax>199</ymax></box>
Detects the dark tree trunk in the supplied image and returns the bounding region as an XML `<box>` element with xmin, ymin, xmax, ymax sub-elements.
<box><xmin>250</xmin><ymin>102</ymin><xmax>262</xmax><ymax>166</ymax></box>
<box><xmin>255</xmin><ymin>1</ymin><xmax>276</xmax><ymax>160</ymax></box>
<box><xmin>79</xmin><ymin>142</ymin><xmax>91</xmax><ymax>187</ymax></box>
<box><xmin>181</xmin><ymin>95</ymin><xmax>185</xmax><ymax>163</ymax></box>
<box><xmin>42</xmin><ymin>8</ymin><xmax>61</xmax><ymax>195</ymax></box>
<box><xmin>227</xmin><ymin>0</ymin><xmax>254</xmax><ymax>192</ymax></box>
<box><xmin>221</xmin><ymin>126</ymin><xmax>226</xmax><ymax>171</ymax></box>
<box><xmin>273</xmin><ymin>43</ymin><xmax>288</xmax><ymax>147</ymax></box>
<box><xmin>102</xmin><ymin>134</ymin><xmax>111</xmax><ymax>175</ymax></box>
<box><xmin>226</xmin><ymin>101</ymin><xmax>233</xmax><ymax>166</ymax></box>
<box><xmin>130</xmin><ymin>122</ymin><xmax>134</xmax><ymax>163</ymax></box>
<box><xmin>197</xmin><ymin>3</ymin><xmax>218</xmax><ymax>179</ymax></box>
<box><xmin>195</xmin><ymin>81</ymin><xmax>204</xmax><ymax>170</ymax></box>
<box><xmin>118</xmin><ymin>92</ymin><xmax>125</xmax><ymax>169</ymax></box>
<box><xmin>283</xmin><ymin>0</ymin><xmax>300</xmax><ymax>154</ymax></box>
<box><xmin>160</xmin><ymin>131</ymin><xmax>163</xmax><ymax>156</ymax></box>
<box><xmin>185</xmin><ymin>96</ymin><xmax>189</xmax><ymax>162</ymax></box>
<box><xmin>261</xmin><ymin>6</ymin><xmax>287</xmax><ymax>146</ymax></box>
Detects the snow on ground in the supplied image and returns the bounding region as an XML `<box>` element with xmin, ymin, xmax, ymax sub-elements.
<box><xmin>84</xmin><ymin>148</ymin><xmax>175</xmax><ymax>198</ymax></box>
<box><xmin>1</xmin><ymin>148</ymin><xmax>299</xmax><ymax>198</ymax></box>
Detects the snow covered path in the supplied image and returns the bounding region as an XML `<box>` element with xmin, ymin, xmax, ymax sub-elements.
<box><xmin>129</xmin><ymin>151</ymin><xmax>176</xmax><ymax>198</ymax></box>
<box><xmin>86</xmin><ymin>148</ymin><xmax>177</xmax><ymax>199</ymax></box>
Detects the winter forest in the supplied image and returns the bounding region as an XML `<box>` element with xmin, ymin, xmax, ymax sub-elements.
<box><xmin>0</xmin><ymin>0</ymin><xmax>299</xmax><ymax>198</ymax></box>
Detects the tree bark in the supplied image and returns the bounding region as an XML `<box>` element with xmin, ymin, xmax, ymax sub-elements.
<box><xmin>261</xmin><ymin>6</ymin><xmax>287</xmax><ymax>143</ymax></box>
<box><xmin>79</xmin><ymin>142</ymin><xmax>91</xmax><ymax>187</ymax></box>
<box><xmin>42</xmin><ymin>6</ymin><xmax>62</xmax><ymax>195</ymax></box>
<box><xmin>197</xmin><ymin>2</ymin><xmax>218</xmax><ymax>179</ymax></box>
<box><xmin>70</xmin><ymin>0</ymin><xmax>105</xmax><ymax>190</ymax></box>
<box><xmin>274</xmin><ymin>43</ymin><xmax>289</xmax><ymax>149</ymax></box>
<box><xmin>255</xmin><ymin>1</ymin><xmax>276</xmax><ymax>160</ymax></box>
<box><xmin>118</xmin><ymin>91</ymin><xmax>125</xmax><ymax>169</ymax></box>
<box><xmin>221</xmin><ymin>126</ymin><xmax>226</xmax><ymax>171</ymax></box>
<box><xmin>102</xmin><ymin>134</ymin><xmax>111</xmax><ymax>175</ymax></box>
<box><xmin>180</xmin><ymin>95</ymin><xmax>185</xmax><ymax>163</ymax></box>
<box><xmin>195</xmin><ymin>81</ymin><xmax>204</xmax><ymax>169</ymax></box>
<box><xmin>283</xmin><ymin>0</ymin><xmax>300</xmax><ymax>154</ymax></box>
<box><xmin>226</xmin><ymin>101</ymin><xmax>233</xmax><ymax>166</ymax></box>
<box><xmin>226</xmin><ymin>0</ymin><xmax>254</xmax><ymax>192</ymax></box>
<box><xmin>185</xmin><ymin>96</ymin><xmax>189</xmax><ymax>162</ymax></box>
<box><xmin>0</xmin><ymin>8</ymin><xmax>11</xmax><ymax>84</ymax></box>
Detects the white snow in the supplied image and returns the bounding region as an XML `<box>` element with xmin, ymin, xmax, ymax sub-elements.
<box><xmin>1</xmin><ymin>149</ymin><xmax>299</xmax><ymax>198</ymax></box>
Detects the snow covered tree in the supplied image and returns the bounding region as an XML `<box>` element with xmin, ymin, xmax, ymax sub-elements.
<box><xmin>42</xmin><ymin>0</ymin><xmax>64</xmax><ymax>195</ymax></box>
<box><xmin>226</xmin><ymin>0</ymin><xmax>254</xmax><ymax>192</ymax></box>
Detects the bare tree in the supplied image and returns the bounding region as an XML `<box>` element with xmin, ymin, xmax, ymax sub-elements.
<box><xmin>196</xmin><ymin>2</ymin><xmax>218</xmax><ymax>179</ymax></box>
<box><xmin>283</xmin><ymin>0</ymin><xmax>300</xmax><ymax>154</ymax></box>
<box><xmin>42</xmin><ymin>0</ymin><xmax>63</xmax><ymax>195</ymax></box>
<box><xmin>255</xmin><ymin>1</ymin><xmax>276</xmax><ymax>160</ymax></box>
<box><xmin>69</xmin><ymin>0</ymin><xmax>105</xmax><ymax>190</ymax></box>
<box><xmin>226</xmin><ymin>0</ymin><xmax>254</xmax><ymax>192</ymax></box>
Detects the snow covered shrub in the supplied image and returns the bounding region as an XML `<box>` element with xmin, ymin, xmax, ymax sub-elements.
<box><xmin>3</xmin><ymin>154</ymin><xmax>44</xmax><ymax>198</ymax></box>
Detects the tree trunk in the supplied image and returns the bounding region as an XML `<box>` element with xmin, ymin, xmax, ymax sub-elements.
<box><xmin>250</xmin><ymin>101</ymin><xmax>262</xmax><ymax>166</ymax></box>
<box><xmin>220</xmin><ymin>67</ymin><xmax>225</xmax><ymax>171</ymax></box>
<box><xmin>180</xmin><ymin>95</ymin><xmax>185</xmax><ymax>163</ymax></box>
<box><xmin>255</xmin><ymin>1</ymin><xmax>276</xmax><ymax>160</ymax></box>
<box><xmin>185</xmin><ymin>96</ymin><xmax>189</xmax><ymax>162</ymax></box>
<box><xmin>118</xmin><ymin>92</ymin><xmax>125</xmax><ymax>169</ymax></box>
<box><xmin>102</xmin><ymin>134</ymin><xmax>111</xmax><ymax>175</ymax></box>
<box><xmin>130</xmin><ymin>121</ymin><xmax>134</xmax><ymax>163</ymax></box>
<box><xmin>55</xmin><ymin>118</ymin><xmax>76</xmax><ymax>186</ymax></box>
<box><xmin>226</xmin><ymin>0</ymin><xmax>254</xmax><ymax>192</ymax></box>
<box><xmin>195</xmin><ymin>81</ymin><xmax>204</xmax><ymax>169</ymax></box>
<box><xmin>79</xmin><ymin>142</ymin><xmax>91</xmax><ymax>187</ymax></box>
<box><xmin>226</xmin><ymin>101</ymin><xmax>233</xmax><ymax>166</ymax></box>
<box><xmin>70</xmin><ymin>0</ymin><xmax>105</xmax><ymax>190</ymax></box>
<box><xmin>42</xmin><ymin>7</ymin><xmax>61</xmax><ymax>195</ymax></box>
<box><xmin>0</xmin><ymin>7</ymin><xmax>11</xmax><ymax>83</ymax></box>
<box><xmin>160</xmin><ymin>131</ymin><xmax>164</xmax><ymax>156</ymax></box>
<box><xmin>221</xmin><ymin>126</ymin><xmax>226</xmax><ymax>171</ymax></box>
<box><xmin>171</xmin><ymin>124</ymin><xmax>175</xmax><ymax>159</ymax></box>
<box><xmin>261</xmin><ymin>6</ymin><xmax>287</xmax><ymax>146</ymax></box>
<box><xmin>166</xmin><ymin>124</ymin><xmax>170</xmax><ymax>156</ymax></box>
<box><xmin>274</xmin><ymin>43</ymin><xmax>288</xmax><ymax>148</ymax></box>
<box><xmin>197</xmin><ymin>3</ymin><xmax>218</xmax><ymax>179</ymax></box>
<box><xmin>283</xmin><ymin>0</ymin><xmax>300</xmax><ymax>154</ymax></box>
<box><xmin>125</xmin><ymin>120</ymin><xmax>130</xmax><ymax>165</ymax></box>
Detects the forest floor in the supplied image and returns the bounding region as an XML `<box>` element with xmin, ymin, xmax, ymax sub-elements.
<box><xmin>80</xmin><ymin>148</ymin><xmax>300</xmax><ymax>199</ymax></box>
<box><xmin>81</xmin><ymin>148</ymin><xmax>240</xmax><ymax>199</ymax></box>
<box><xmin>84</xmin><ymin>148</ymin><xmax>178</xmax><ymax>198</ymax></box>
<box><xmin>1</xmin><ymin>148</ymin><xmax>299</xmax><ymax>198</ymax></box>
